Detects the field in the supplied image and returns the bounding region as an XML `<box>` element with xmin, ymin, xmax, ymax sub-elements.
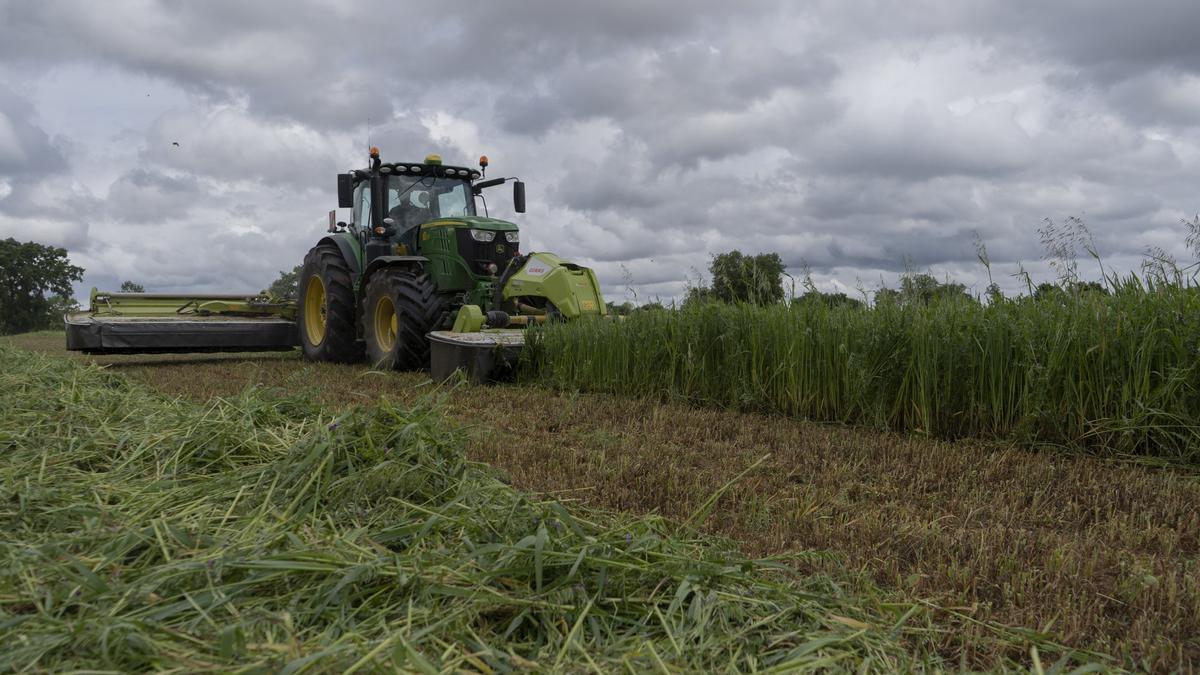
<box><xmin>4</xmin><ymin>330</ymin><xmax>1198</xmax><ymax>672</ymax></box>
<box><xmin>2</xmin><ymin>343</ymin><xmax>937</xmax><ymax>672</ymax></box>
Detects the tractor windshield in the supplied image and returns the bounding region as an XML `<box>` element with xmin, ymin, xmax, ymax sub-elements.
<box><xmin>384</xmin><ymin>174</ymin><xmax>475</xmax><ymax>232</ymax></box>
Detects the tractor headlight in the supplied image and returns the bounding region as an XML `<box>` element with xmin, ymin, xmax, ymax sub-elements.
<box><xmin>504</xmin><ymin>231</ymin><xmax>519</xmax><ymax>243</ymax></box>
<box><xmin>469</xmin><ymin>229</ymin><xmax>495</xmax><ymax>242</ymax></box>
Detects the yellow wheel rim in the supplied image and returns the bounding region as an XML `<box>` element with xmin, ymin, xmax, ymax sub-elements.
<box><xmin>374</xmin><ymin>295</ymin><xmax>397</xmax><ymax>352</ymax></box>
<box><xmin>303</xmin><ymin>275</ymin><xmax>327</xmax><ymax>346</ymax></box>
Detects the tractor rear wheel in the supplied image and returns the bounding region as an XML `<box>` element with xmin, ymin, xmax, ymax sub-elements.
<box><xmin>363</xmin><ymin>268</ymin><xmax>443</xmax><ymax>370</ymax></box>
<box><xmin>298</xmin><ymin>243</ymin><xmax>362</xmax><ymax>362</ymax></box>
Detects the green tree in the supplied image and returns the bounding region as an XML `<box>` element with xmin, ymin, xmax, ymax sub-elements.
<box><xmin>985</xmin><ymin>282</ymin><xmax>1005</xmax><ymax>305</ymax></box>
<box><xmin>1033</xmin><ymin>282</ymin><xmax>1062</xmax><ymax>302</ymax></box>
<box><xmin>1068</xmin><ymin>280</ymin><xmax>1108</xmax><ymax>296</ymax></box>
<box><xmin>608</xmin><ymin>301</ymin><xmax>635</xmax><ymax>316</ymax></box>
<box><xmin>267</xmin><ymin>265</ymin><xmax>302</xmax><ymax>301</ymax></box>
<box><xmin>708</xmin><ymin>250</ymin><xmax>786</xmax><ymax>305</ymax></box>
<box><xmin>0</xmin><ymin>238</ymin><xmax>85</xmax><ymax>335</ymax></box>
<box><xmin>792</xmin><ymin>291</ymin><xmax>863</xmax><ymax>310</ymax></box>
<box><xmin>44</xmin><ymin>294</ymin><xmax>81</xmax><ymax>328</ymax></box>
<box><xmin>874</xmin><ymin>287</ymin><xmax>901</xmax><ymax>307</ymax></box>
<box><xmin>1034</xmin><ymin>280</ymin><xmax>1107</xmax><ymax>302</ymax></box>
<box><xmin>899</xmin><ymin>273</ymin><xmax>969</xmax><ymax>304</ymax></box>
<box><xmin>876</xmin><ymin>273</ymin><xmax>971</xmax><ymax>307</ymax></box>
<box><xmin>120</xmin><ymin>280</ymin><xmax>145</xmax><ymax>293</ymax></box>
<box><xmin>682</xmin><ymin>285</ymin><xmax>717</xmax><ymax>308</ymax></box>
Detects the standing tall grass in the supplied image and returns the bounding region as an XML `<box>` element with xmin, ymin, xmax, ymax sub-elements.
<box><xmin>527</xmin><ymin>280</ymin><xmax>1200</xmax><ymax>463</ymax></box>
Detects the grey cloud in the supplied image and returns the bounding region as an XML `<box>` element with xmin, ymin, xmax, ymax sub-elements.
<box><xmin>495</xmin><ymin>39</ymin><xmax>842</xmax><ymax>157</ymax></box>
<box><xmin>0</xmin><ymin>0</ymin><xmax>777</xmax><ymax>132</ymax></box>
<box><xmin>549</xmin><ymin>157</ymin><xmax>667</xmax><ymax>213</ymax></box>
<box><xmin>0</xmin><ymin>83</ymin><xmax>91</xmax><ymax>246</ymax></box>
<box><xmin>140</xmin><ymin>106</ymin><xmax>338</xmax><ymax>187</ymax></box>
<box><xmin>104</xmin><ymin>169</ymin><xmax>205</xmax><ymax>223</ymax></box>
<box><xmin>806</xmin><ymin>100</ymin><xmax>1035</xmax><ymax>181</ymax></box>
<box><xmin>0</xmin><ymin>173</ymin><xmax>95</xmax><ymax>249</ymax></box>
<box><xmin>494</xmin><ymin>92</ymin><xmax>566</xmax><ymax>136</ymax></box>
<box><xmin>808</xmin><ymin>0</ymin><xmax>1200</xmax><ymax>82</ymax></box>
<box><xmin>1104</xmin><ymin>72</ymin><xmax>1200</xmax><ymax>129</ymax></box>
<box><xmin>0</xmin><ymin>172</ymin><xmax>100</xmax><ymax>224</ymax></box>
<box><xmin>0</xmin><ymin>1</ymin><xmax>385</xmax><ymax>128</ymax></box>
<box><xmin>0</xmin><ymin>85</ymin><xmax>65</xmax><ymax>177</ymax></box>
<box><xmin>986</xmin><ymin>1</ymin><xmax>1200</xmax><ymax>82</ymax></box>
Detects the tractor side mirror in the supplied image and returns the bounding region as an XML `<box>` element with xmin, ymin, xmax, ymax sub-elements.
<box><xmin>513</xmin><ymin>181</ymin><xmax>526</xmax><ymax>213</ymax></box>
<box><xmin>337</xmin><ymin>173</ymin><xmax>353</xmax><ymax>208</ymax></box>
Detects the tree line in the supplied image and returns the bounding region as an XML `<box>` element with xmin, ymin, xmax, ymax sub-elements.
<box><xmin>617</xmin><ymin>249</ymin><xmax>1118</xmax><ymax>313</ymax></box>
<box><xmin>0</xmin><ymin>238</ymin><xmax>153</xmax><ymax>335</ymax></box>
<box><xmin>0</xmin><ymin>238</ymin><xmax>84</xmax><ymax>335</ymax></box>
<box><xmin>0</xmin><ymin>236</ymin><xmax>1131</xmax><ymax>336</ymax></box>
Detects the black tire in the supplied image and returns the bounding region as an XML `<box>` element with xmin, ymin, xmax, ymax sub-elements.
<box><xmin>298</xmin><ymin>243</ymin><xmax>362</xmax><ymax>362</ymax></box>
<box><xmin>363</xmin><ymin>268</ymin><xmax>443</xmax><ymax>370</ymax></box>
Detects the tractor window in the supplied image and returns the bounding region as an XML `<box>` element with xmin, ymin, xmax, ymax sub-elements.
<box><xmin>384</xmin><ymin>175</ymin><xmax>474</xmax><ymax>230</ymax></box>
<box><xmin>437</xmin><ymin>187</ymin><xmax>469</xmax><ymax>218</ymax></box>
<box><xmin>355</xmin><ymin>183</ymin><xmax>371</xmax><ymax>228</ymax></box>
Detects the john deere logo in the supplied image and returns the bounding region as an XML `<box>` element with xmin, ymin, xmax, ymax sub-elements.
<box><xmin>495</xmin><ymin>244</ymin><xmax>506</xmax><ymax>254</ymax></box>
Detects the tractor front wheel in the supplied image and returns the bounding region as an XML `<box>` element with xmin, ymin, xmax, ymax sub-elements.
<box><xmin>298</xmin><ymin>243</ymin><xmax>362</xmax><ymax>362</ymax></box>
<box><xmin>363</xmin><ymin>268</ymin><xmax>443</xmax><ymax>370</ymax></box>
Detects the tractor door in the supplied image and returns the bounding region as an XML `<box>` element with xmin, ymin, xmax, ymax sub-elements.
<box><xmin>353</xmin><ymin>183</ymin><xmax>371</xmax><ymax>230</ymax></box>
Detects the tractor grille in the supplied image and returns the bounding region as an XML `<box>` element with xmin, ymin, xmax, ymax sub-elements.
<box><xmin>456</xmin><ymin>229</ymin><xmax>518</xmax><ymax>275</ymax></box>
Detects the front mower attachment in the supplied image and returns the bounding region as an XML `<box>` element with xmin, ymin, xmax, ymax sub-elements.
<box><xmin>428</xmin><ymin>329</ymin><xmax>525</xmax><ymax>384</ymax></box>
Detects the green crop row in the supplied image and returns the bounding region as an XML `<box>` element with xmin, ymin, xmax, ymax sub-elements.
<box><xmin>527</xmin><ymin>281</ymin><xmax>1200</xmax><ymax>463</ymax></box>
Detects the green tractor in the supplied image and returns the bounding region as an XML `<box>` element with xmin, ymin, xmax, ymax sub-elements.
<box><xmin>66</xmin><ymin>148</ymin><xmax>608</xmax><ymax>379</ymax></box>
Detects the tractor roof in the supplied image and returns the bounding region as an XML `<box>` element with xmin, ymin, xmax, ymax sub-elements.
<box><xmin>350</xmin><ymin>160</ymin><xmax>482</xmax><ymax>182</ymax></box>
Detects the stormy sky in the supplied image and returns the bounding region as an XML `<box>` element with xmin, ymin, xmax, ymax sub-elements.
<box><xmin>1</xmin><ymin>1</ymin><xmax>1198</xmax><ymax>304</ymax></box>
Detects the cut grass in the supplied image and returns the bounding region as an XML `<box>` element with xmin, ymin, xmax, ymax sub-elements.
<box><xmin>1</xmin><ymin>343</ymin><xmax>945</xmax><ymax>672</ymax></box>
<box><xmin>8</xmin><ymin>332</ymin><xmax>1199</xmax><ymax>671</ymax></box>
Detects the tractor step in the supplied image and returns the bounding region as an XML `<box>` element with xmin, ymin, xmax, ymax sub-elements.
<box><xmin>65</xmin><ymin>313</ymin><xmax>299</xmax><ymax>354</ymax></box>
<box><xmin>428</xmin><ymin>330</ymin><xmax>525</xmax><ymax>383</ymax></box>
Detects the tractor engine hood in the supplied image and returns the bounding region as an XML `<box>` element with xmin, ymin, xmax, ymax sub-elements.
<box><xmin>418</xmin><ymin>215</ymin><xmax>518</xmax><ymax>235</ymax></box>
<box><xmin>417</xmin><ymin>216</ymin><xmax>520</xmax><ymax>279</ymax></box>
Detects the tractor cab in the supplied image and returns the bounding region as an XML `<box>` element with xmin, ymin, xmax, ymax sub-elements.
<box><xmin>383</xmin><ymin>168</ymin><xmax>475</xmax><ymax>243</ymax></box>
<box><xmin>338</xmin><ymin>151</ymin><xmax>525</xmax><ymax>280</ymax></box>
<box><xmin>345</xmin><ymin>155</ymin><xmax>477</xmax><ymax>246</ymax></box>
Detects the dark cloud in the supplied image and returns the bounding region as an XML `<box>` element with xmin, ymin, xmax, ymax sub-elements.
<box><xmin>809</xmin><ymin>0</ymin><xmax>1200</xmax><ymax>81</ymax></box>
<box><xmin>983</xmin><ymin>1</ymin><xmax>1200</xmax><ymax>82</ymax></box>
